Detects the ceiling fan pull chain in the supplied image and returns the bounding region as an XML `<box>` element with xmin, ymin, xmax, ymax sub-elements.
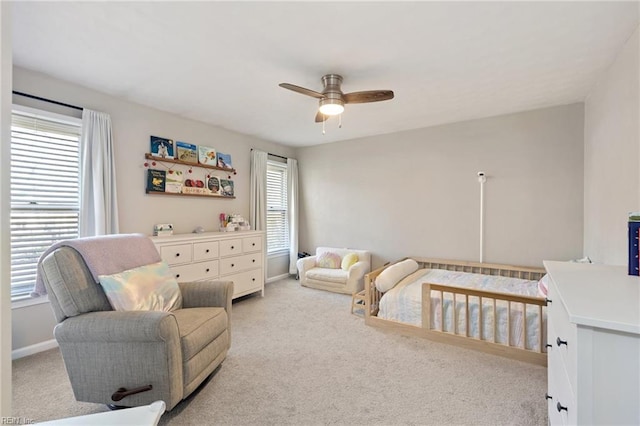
<box><xmin>338</xmin><ymin>113</ymin><xmax>342</xmax><ymax>129</ymax></box>
<box><xmin>322</xmin><ymin>116</ymin><xmax>326</xmax><ymax>135</ymax></box>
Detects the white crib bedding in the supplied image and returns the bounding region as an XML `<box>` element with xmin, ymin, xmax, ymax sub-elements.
<box><xmin>377</xmin><ymin>269</ymin><xmax>546</xmax><ymax>351</ymax></box>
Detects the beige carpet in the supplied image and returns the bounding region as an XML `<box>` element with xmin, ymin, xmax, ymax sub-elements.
<box><xmin>13</xmin><ymin>278</ymin><xmax>547</xmax><ymax>425</ymax></box>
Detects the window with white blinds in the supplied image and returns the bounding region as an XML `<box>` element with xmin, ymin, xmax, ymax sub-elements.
<box><xmin>10</xmin><ymin>108</ymin><xmax>81</xmax><ymax>300</ymax></box>
<box><xmin>266</xmin><ymin>161</ymin><xmax>288</xmax><ymax>253</ymax></box>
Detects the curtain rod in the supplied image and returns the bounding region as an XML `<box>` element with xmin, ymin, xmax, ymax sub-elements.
<box><xmin>12</xmin><ymin>91</ymin><xmax>83</xmax><ymax>111</ymax></box>
<box><xmin>251</xmin><ymin>148</ymin><xmax>288</xmax><ymax>160</ymax></box>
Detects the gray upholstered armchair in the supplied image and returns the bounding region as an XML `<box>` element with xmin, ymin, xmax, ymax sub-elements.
<box><xmin>39</xmin><ymin>239</ymin><xmax>232</xmax><ymax>411</ymax></box>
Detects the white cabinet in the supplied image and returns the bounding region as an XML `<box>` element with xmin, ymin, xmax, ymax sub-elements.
<box><xmin>152</xmin><ymin>230</ymin><xmax>265</xmax><ymax>299</ymax></box>
<box><xmin>544</xmin><ymin>261</ymin><xmax>640</xmax><ymax>425</ymax></box>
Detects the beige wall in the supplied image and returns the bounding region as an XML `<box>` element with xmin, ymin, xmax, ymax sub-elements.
<box><xmin>11</xmin><ymin>67</ymin><xmax>295</xmax><ymax>353</ymax></box>
<box><xmin>584</xmin><ymin>25</ymin><xmax>640</xmax><ymax>265</ymax></box>
<box><xmin>296</xmin><ymin>104</ymin><xmax>585</xmax><ymax>269</ymax></box>
<box><xmin>13</xmin><ymin>67</ymin><xmax>296</xmax><ymax>235</ymax></box>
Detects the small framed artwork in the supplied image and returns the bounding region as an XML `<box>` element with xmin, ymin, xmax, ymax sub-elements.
<box><xmin>150</xmin><ymin>136</ymin><xmax>175</xmax><ymax>159</ymax></box>
<box><xmin>220</xmin><ymin>179</ymin><xmax>234</xmax><ymax>196</ymax></box>
<box><xmin>176</xmin><ymin>141</ymin><xmax>198</xmax><ymax>164</ymax></box>
<box><xmin>165</xmin><ymin>170</ymin><xmax>183</xmax><ymax>193</ymax></box>
<box><xmin>216</xmin><ymin>153</ymin><xmax>232</xmax><ymax>169</ymax></box>
<box><xmin>146</xmin><ymin>169</ymin><xmax>166</xmax><ymax>193</ymax></box>
<box><xmin>198</xmin><ymin>146</ymin><xmax>217</xmax><ymax>165</ymax></box>
<box><xmin>207</xmin><ymin>176</ymin><xmax>221</xmax><ymax>195</ymax></box>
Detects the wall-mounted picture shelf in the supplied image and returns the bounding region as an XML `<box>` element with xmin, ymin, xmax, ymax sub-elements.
<box><xmin>145</xmin><ymin>191</ymin><xmax>236</xmax><ymax>199</ymax></box>
<box><xmin>144</xmin><ymin>153</ymin><xmax>236</xmax><ymax>199</ymax></box>
<box><xmin>144</xmin><ymin>153</ymin><xmax>236</xmax><ymax>174</ymax></box>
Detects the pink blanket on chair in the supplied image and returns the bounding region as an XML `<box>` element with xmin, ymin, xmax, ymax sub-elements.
<box><xmin>32</xmin><ymin>233</ymin><xmax>162</xmax><ymax>297</ymax></box>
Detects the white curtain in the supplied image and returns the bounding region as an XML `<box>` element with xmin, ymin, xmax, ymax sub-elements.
<box><xmin>287</xmin><ymin>158</ymin><xmax>299</xmax><ymax>275</ymax></box>
<box><xmin>250</xmin><ymin>149</ymin><xmax>268</xmax><ymax>231</ymax></box>
<box><xmin>79</xmin><ymin>109</ymin><xmax>119</xmax><ymax>237</ymax></box>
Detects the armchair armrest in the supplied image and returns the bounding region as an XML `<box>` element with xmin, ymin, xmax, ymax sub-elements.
<box><xmin>296</xmin><ymin>256</ymin><xmax>317</xmax><ymax>282</ymax></box>
<box><xmin>346</xmin><ymin>261</ymin><xmax>371</xmax><ymax>293</ymax></box>
<box><xmin>348</xmin><ymin>261</ymin><xmax>371</xmax><ymax>280</ymax></box>
<box><xmin>54</xmin><ymin>310</ymin><xmax>179</xmax><ymax>343</ymax></box>
<box><xmin>178</xmin><ymin>280</ymin><xmax>233</xmax><ymax>313</ymax></box>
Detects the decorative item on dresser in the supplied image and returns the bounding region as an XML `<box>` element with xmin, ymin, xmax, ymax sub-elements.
<box><xmin>152</xmin><ymin>230</ymin><xmax>265</xmax><ymax>299</ymax></box>
<box><xmin>544</xmin><ymin>260</ymin><xmax>640</xmax><ymax>425</ymax></box>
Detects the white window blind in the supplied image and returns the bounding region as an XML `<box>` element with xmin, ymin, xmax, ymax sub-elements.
<box><xmin>10</xmin><ymin>109</ymin><xmax>81</xmax><ymax>299</ymax></box>
<box><xmin>266</xmin><ymin>161</ymin><xmax>288</xmax><ymax>253</ymax></box>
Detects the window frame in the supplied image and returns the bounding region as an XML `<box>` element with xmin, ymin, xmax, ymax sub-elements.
<box><xmin>10</xmin><ymin>104</ymin><xmax>82</xmax><ymax>302</ymax></box>
<box><xmin>266</xmin><ymin>160</ymin><xmax>289</xmax><ymax>255</ymax></box>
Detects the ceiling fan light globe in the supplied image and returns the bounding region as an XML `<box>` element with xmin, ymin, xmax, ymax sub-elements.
<box><xmin>320</xmin><ymin>103</ymin><xmax>344</xmax><ymax>115</ymax></box>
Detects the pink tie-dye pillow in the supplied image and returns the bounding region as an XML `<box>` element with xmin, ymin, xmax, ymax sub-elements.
<box><xmin>316</xmin><ymin>252</ymin><xmax>342</xmax><ymax>269</ymax></box>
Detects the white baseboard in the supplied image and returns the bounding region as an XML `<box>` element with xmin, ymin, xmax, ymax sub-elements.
<box><xmin>12</xmin><ymin>339</ymin><xmax>58</xmax><ymax>360</ymax></box>
<box><xmin>266</xmin><ymin>273</ymin><xmax>292</xmax><ymax>284</ymax></box>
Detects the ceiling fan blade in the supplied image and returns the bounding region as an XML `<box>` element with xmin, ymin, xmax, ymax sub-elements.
<box><xmin>315</xmin><ymin>111</ymin><xmax>328</xmax><ymax>123</ymax></box>
<box><xmin>343</xmin><ymin>90</ymin><xmax>394</xmax><ymax>104</ymax></box>
<box><xmin>279</xmin><ymin>83</ymin><xmax>325</xmax><ymax>99</ymax></box>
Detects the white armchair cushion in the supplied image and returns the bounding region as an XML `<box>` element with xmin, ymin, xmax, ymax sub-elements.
<box><xmin>306</xmin><ymin>268</ymin><xmax>348</xmax><ymax>284</ymax></box>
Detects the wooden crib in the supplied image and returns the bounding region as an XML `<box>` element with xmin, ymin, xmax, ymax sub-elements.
<box><xmin>364</xmin><ymin>257</ymin><xmax>548</xmax><ymax>365</ymax></box>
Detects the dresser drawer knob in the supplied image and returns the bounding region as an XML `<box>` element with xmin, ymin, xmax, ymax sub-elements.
<box><xmin>556</xmin><ymin>337</ymin><xmax>568</xmax><ymax>347</ymax></box>
<box><xmin>206</xmin><ymin>268</ymin><xmax>210</xmax><ymax>273</ymax></box>
<box><xmin>231</xmin><ymin>263</ymin><xmax>235</xmax><ymax>267</ymax></box>
<box><xmin>556</xmin><ymin>402</ymin><xmax>568</xmax><ymax>413</ymax></box>
<box><xmin>252</xmin><ymin>243</ymin><xmax>255</xmax><ymax>246</ymax></box>
<box><xmin>545</xmin><ymin>393</ymin><xmax>552</xmax><ymax>400</ymax></box>
<box><xmin>206</xmin><ymin>249</ymin><xmax>210</xmax><ymax>253</ymax></box>
<box><xmin>231</xmin><ymin>246</ymin><xmax>235</xmax><ymax>249</ymax></box>
<box><xmin>252</xmin><ymin>278</ymin><xmax>256</xmax><ymax>282</ymax></box>
<box><xmin>175</xmin><ymin>253</ymin><xmax>180</xmax><ymax>257</ymax></box>
<box><xmin>545</xmin><ymin>298</ymin><xmax>552</xmax><ymax>304</ymax></box>
<box><xmin>175</xmin><ymin>274</ymin><xmax>180</xmax><ymax>278</ymax></box>
<box><xmin>252</xmin><ymin>259</ymin><xmax>256</xmax><ymax>263</ymax></box>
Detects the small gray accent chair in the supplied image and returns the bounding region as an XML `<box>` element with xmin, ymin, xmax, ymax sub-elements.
<box><xmin>40</xmin><ymin>246</ymin><xmax>233</xmax><ymax>411</ymax></box>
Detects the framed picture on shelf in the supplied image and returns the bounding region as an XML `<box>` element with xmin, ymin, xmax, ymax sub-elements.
<box><xmin>216</xmin><ymin>152</ymin><xmax>232</xmax><ymax>169</ymax></box>
<box><xmin>146</xmin><ymin>169</ymin><xmax>166</xmax><ymax>193</ymax></box>
<box><xmin>176</xmin><ymin>141</ymin><xmax>198</xmax><ymax>163</ymax></box>
<box><xmin>150</xmin><ymin>136</ymin><xmax>174</xmax><ymax>159</ymax></box>
<box><xmin>207</xmin><ymin>176</ymin><xmax>221</xmax><ymax>195</ymax></box>
<box><xmin>198</xmin><ymin>146</ymin><xmax>217</xmax><ymax>165</ymax></box>
<box><xmin>220</xmin><ymin>178</ymin><xmax>234</xmax><ymax>197</ymax></box>
<box><xmin>165</xmin><ymin>170</ymin><xmax>183</xmax><ymax>193</ymax></box>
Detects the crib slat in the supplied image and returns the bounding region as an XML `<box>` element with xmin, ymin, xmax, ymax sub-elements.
<box><xmin>507</xmin><ymin>301</ymin><xmax>511</xmax><ymax>346</ymax></box>
<box><xmin>479</xmin><ymin>296</ymin><xmax>483</xmax><ymax>340</ymax></box>
<box><xmin>440</xmin><ymin>290</ymin><xmax>444</xmax><ymax>332</ymax></box>
<box><xmin>422</xmin><ymin>284</ymin><xmax>431</xmax><ymax>329</ymax></box>
<box><xmin>522</xmin><ymin>303</ymin><xmax>527</xmax><ymax>350</ymax></box>
<box><xmin>493</xmin><ymin>299</ymin><xmax>497</xmax><ymax>343</ymax></box>
<box><xmin>538</xmin><ymin>305</ymin><xmax>543</xmax><ymax>353</ymax></box>
<box><xmin>465</xmin><ymin>295</ymin><xmax>469</xmax><ymax>337</ymax></box>
<box><xmin>453</xmin><ymin>293</ymin><xmax>457</xmax><ymax>334</ymax></box>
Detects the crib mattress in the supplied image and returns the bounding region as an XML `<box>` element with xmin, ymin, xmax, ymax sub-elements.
<box><xmin>378</xmin><ymin>269</ymin><xmax>546</xmax><ymax>350</ymax></box>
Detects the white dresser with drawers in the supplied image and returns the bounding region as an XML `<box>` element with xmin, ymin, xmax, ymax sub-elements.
<box><xmin>543</xmin><ymin>261</ymin><xmax>640</xmax><ymax>425</ymax></box>
<box><xmin>151</xmin><ymin>230</ymin><xmax>265</xmax><ymax>299</ymax></box>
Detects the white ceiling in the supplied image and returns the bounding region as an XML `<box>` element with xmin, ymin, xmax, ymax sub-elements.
<box><xmin>11</xmin><ymin>2</ymin><xmax>640</xmax><ymax>147</ymax></box>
